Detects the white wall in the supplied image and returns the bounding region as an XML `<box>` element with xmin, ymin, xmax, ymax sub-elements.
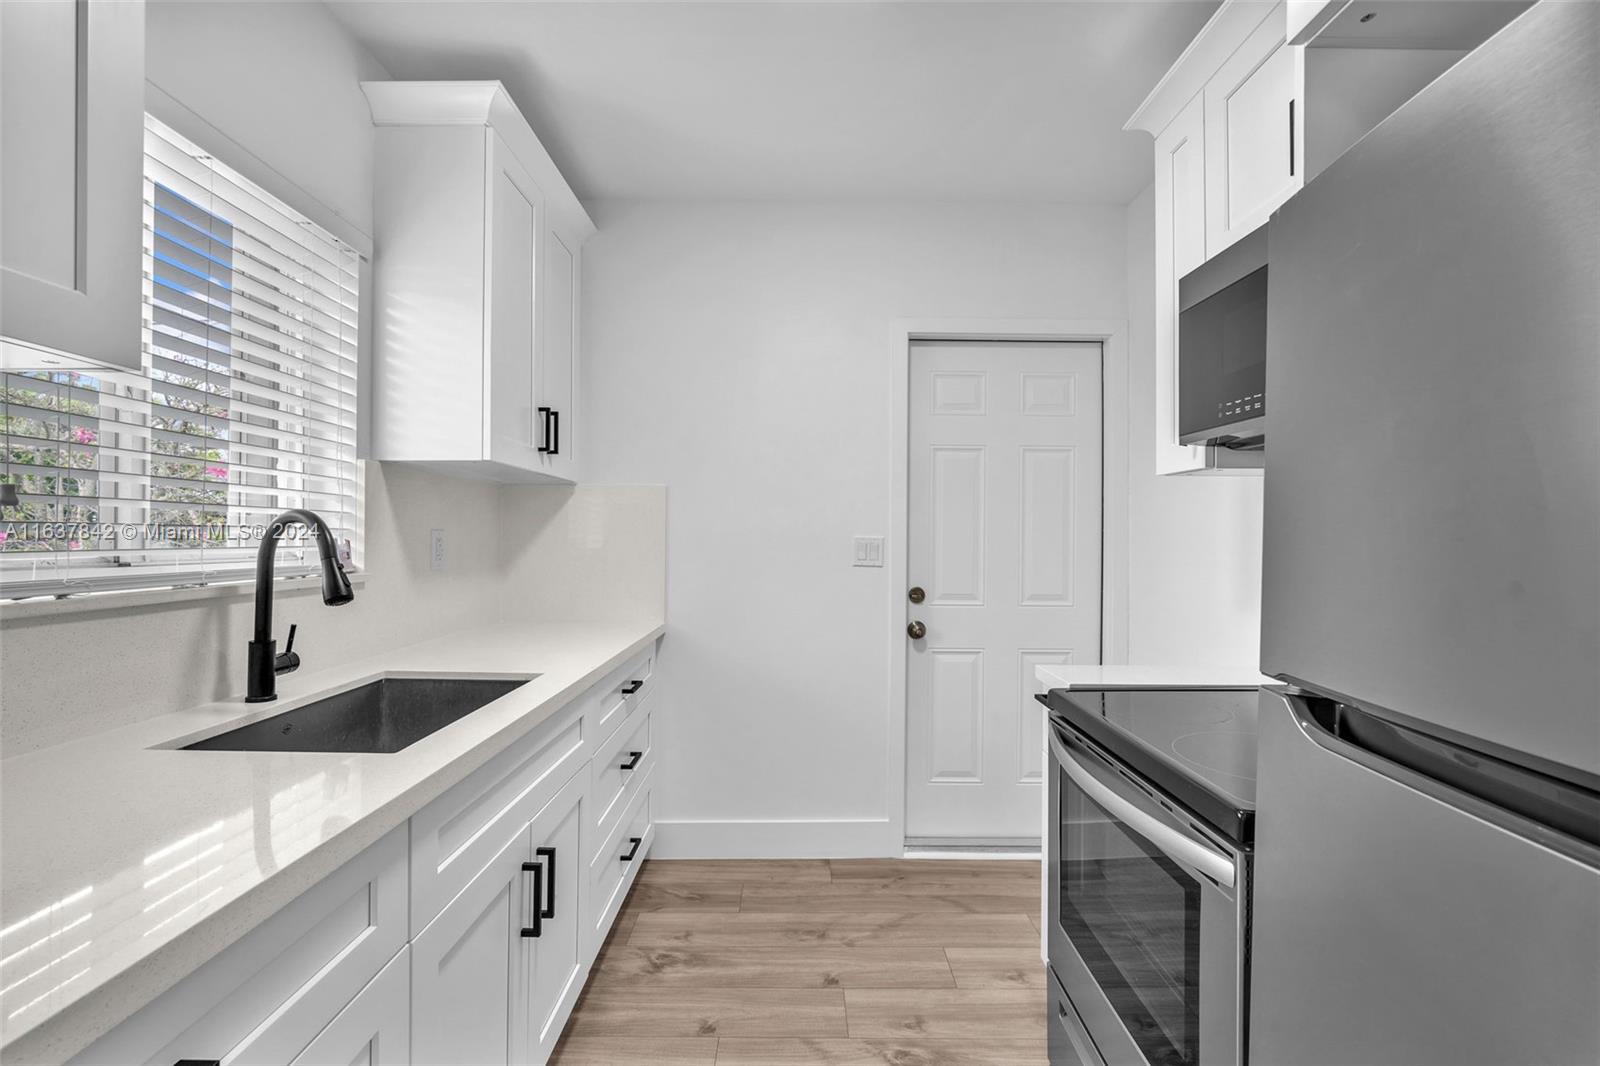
<box><xmin>145</xmin><ymin>0</ymin><xmax>388</xmax><ymax>239</ymax></box>
<box><xmin>1123</xmin><ymin>184</ymin><xmax>1263</xmax><ymax>665</ymax></box>
<box><xmin>578</xmin><ymin>200</ymin><xmax>1128</xmax><ymax>855</ymax></box>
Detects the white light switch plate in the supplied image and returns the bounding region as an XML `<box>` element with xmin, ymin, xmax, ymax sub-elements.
<box><xmin>429</xmin><ymin>528</ymin><xmax>445</xmax><ymax>571</ymax></box>
<box><xmin>853</xmin><ymin>536</ymin><xmax>885</xmax><ymax>567</ymax></box>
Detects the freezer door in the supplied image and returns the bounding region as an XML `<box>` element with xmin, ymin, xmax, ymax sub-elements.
<box><xmin>1250</xmin><ymin>688</ymin><xmax>1600</xmax><ymax>1064</ymax></box>
<box><xmin>1260</xmin><ymin>0</ymin><xmax>1600</xmax><ymax>780</ymax></box>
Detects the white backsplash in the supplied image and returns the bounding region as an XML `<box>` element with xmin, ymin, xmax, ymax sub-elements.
<box><xmin>0</xmin><ymin>467</ymin><xmax>665</xmax><ymax>755</ymax></box>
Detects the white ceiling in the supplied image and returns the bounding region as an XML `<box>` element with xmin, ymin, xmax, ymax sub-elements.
<box><xmin>329</xmin><ymin>1</ymin><xmax>1218</xmax><ymax>204</ymax></box>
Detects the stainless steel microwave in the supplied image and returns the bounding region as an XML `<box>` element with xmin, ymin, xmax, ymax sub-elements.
<box><xmin>1178</xmin><ymin>224</ymin><xmax>1267</xmax><ymax>448</ymax></box>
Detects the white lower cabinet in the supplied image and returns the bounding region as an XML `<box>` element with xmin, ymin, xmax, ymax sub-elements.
<box><xmin>70</xmin><ymin>829</ymin><xmax>409</xmax><ymax>1066</ymax></box>
<box><xmin>410</xmin><ymin>768</ymin><xmax>589</xmax><ymax>1066</ymax></box>
<box><xmin>411</xmin><ymin>757</ymin><xmax>604</xmax><ymax>1066</ymax></box>
<box><xmin>527</xmin><ymin>772</ymin><xmax>587</xmax><ymax>1062</ymax></box>
<box><xmin>411</xmin><ymin>826</ymin><xmax>536</xmax><ymax>1066</ymax></box>
<box><xmin>586</xmin><ymin>773</ymin><xmax>654</xmax><ymax>959</ymax></box>
<box><xmin>72</xmin><ymin>640</ymin><xmax>661</xmax><ymax>1066</ymax></box>
<box><xmin>292</xmin><ymin>948</ymin><xmax>411</xmax><ymax>1066</ymax></box>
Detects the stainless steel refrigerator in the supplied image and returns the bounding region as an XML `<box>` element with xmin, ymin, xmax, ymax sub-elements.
<box><xmin>1254</xmin><ymin>2</ymin><xmax>1600</xmax><ymax>1063</ymax></box>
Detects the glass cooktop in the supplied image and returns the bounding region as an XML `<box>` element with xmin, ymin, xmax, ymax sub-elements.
<box><xmin>1048</xmin><ymin>687</ymin><xmax>1260</xmax><ymax>845</ymax></box>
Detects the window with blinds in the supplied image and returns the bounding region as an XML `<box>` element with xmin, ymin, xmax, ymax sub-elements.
<box><xmin>0</xmin><ymin>116</ymin><xmax>361</xmax><ymax>599</ymax></box>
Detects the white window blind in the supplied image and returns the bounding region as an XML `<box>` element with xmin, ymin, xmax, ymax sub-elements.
<box><xmin>0</xmin><ymin>116</ymin><xmax>361</xmax><ymax>599</ymax></box>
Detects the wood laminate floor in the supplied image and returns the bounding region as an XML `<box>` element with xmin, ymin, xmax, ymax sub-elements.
<box><xmin>551</xmin><ymin>858</ymin><xmax>1047</xmax><ymax>1066</ymax></box>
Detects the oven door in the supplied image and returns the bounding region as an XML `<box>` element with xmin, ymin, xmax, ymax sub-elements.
<box><xmin>1047</xmin><ymin>721</ymin><xmax>1245</xmax><ymax>1066</ymax></box>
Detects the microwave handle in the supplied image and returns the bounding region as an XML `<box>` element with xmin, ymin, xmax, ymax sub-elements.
<box><xmin>1052</xmin><ymin>728</ymin><xmax>1236</xmax><ymax>888</ymax></box>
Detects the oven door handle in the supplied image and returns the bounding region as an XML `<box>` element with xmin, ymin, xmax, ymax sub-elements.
<box><xmin>1053</xmin><ymin>729</ymin><xmax>1236</xmax><ymax>888</ymax></box>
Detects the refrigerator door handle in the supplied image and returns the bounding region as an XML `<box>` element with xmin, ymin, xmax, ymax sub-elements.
<box><xmin>1052</xmin><ymin>728</ymin><xmax>1236</xmax><ymax>888</ymax></box>
<box><xmin>1280</xmin><ymin>692</ymin><xmax>1600</xmax><ymax>869</ymax></box>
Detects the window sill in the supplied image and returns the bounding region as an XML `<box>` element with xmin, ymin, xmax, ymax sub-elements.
<box><xmin>0</xmin><ymin>570</ymin><xmax>370</xmax><ymax>623</ymax></box>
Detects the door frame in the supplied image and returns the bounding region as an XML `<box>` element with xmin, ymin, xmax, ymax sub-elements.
<box><xmin>886</xmin><ymin>318</ymin><xmax>1129</xmax><ymax>849</ymax></box>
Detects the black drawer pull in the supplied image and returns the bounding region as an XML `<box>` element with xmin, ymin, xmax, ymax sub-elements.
<box><xmin>175</xmin><ymin>1061</ymin><xmax>222</xmax><ymax>1066</ymax></box>
<box><xmin>620</xmin><ymin>836</ymin><xmax>642</xmax><ymax>862</ymax></box>
<box><xmin>535</xmin><ymin>846</ymin><xmax>556</xmax><ymax>919</ymax></box>
<box><xmin>549</xmin><ymin>409</ymin><xmax>560</xmax><ymax>456</ymax></box>
<box><xmin>620</xmin><ymin>750</ymin><xmax>643</xmax><ymax>771</ymax></box>
<box><xmin>621</xmin><ymin>679</ymin><xmax>644</xmax><ymax>695</ymax></box>
<box><xmin>520</xmin><ymin>860</ymin><xmax>543</xmax><ymax>937</ymax></box>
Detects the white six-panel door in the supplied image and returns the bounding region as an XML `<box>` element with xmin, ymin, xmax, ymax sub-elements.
<box><xmin>906</xmin><ymin>341</ymin><xmax>1102</xmax><ymax>842</ymax></box>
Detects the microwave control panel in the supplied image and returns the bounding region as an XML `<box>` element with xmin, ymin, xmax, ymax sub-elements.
<box><xmin>1218</xmin><ymin>393</ymin><xmax>1264</xmax><ymax>422</ymax></box>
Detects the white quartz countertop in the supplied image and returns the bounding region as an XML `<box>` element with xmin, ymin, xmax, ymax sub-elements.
<box><xmin>0</xmin><ymin>619</ymin><xmax>664</xmax><ymax>1064</ymax></box>
<box><xmin>1035</xmin><ymin>664</ymin><xmax>1273</xmax><ymax>690</ymax></box>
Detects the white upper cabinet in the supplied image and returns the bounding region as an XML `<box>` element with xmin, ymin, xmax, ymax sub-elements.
<box><xmin>1152</xmin><ymin>97</ymin><xmax>1211</xmax><ymax>476</ymax></box>
<box><xmin>1</xmin><ymin>0</ymin><xmax>145</xmax><ymax>371</ymax></box>
<box><xmin>1129</xmin><ymin>0</ymin><xmax>1501</xmax><ymax>474</ymax></box>
<box><xmin>1204</xmin><ymin>8</ymin><xmax>1304</xmax><ymax>256</ymax></box>
<box><xmin>362</xmin><ymin>82</ymin><xmax>594</xmax><ymax>482</ymax></box>
<box><xmin>1127</xmin><ymin>0</ymin><xmax>1295</xmax><ymax>475</ymax></box>
<box><xmin>540</xmin><ymin>228</ymin><xmax>579</xmax><ymax>482</ymax></box>
<box><xmin>486</xmin><ymin>130</ymin><xmax>546</xmax><ymax>472</ymax></box>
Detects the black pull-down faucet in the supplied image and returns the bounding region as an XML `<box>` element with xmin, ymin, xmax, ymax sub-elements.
<box><xmin>247</xmin><ymin>508</ymin><xmax>354</xmax><ymax>703</ymax></box>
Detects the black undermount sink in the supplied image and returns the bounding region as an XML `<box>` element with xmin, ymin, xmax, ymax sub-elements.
<box><xmin>184</xmin><ymin>676</ymin><xmax>533</xmax><ymax>754</ymax></box>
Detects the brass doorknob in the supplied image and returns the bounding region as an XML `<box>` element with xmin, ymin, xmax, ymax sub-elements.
<box><xmin>907</xmin><ymin>620</ymin><xmax>926</xmax><ymax>640</ymax></box>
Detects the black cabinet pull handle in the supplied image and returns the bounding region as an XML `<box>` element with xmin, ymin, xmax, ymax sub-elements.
<box><xmin>621</xmin><ymin>679</ymin><xmax>644</xmax><ymax>695</ymax></box>
<box><xmin>536</xmin><ymin>406</ymin><xmax>552</xmax><ymax>454</ymax></box>
<box><xmin>621</xmin><ymin>750</ymin><xmax>643</xmax><ymax>771</ymax></box>
<box><xmin>519</xmin><ymin>860</ymin><xmax>543</xmax><ymax>937</ymax></box>
<box><xmin>1288</xmin><ymin>99</ymin><xmax>1296</xmax><ymax>177</ymax></box>
<box><xmin>549</xmin><ymin>409</ymin><xmax>560</xmax><ymax>455</ymax></box>
<box><xmin>535</xmin><ymin>846</ymin><xmax>556</xmax><ymax>919</ymax></box>
<box><xmin>620</xmin><ymin>836</ymin><xmax>642</xmax><ymax>862</ymax></box>
<box><xmin>175</xmin><ymin>1061</ymin><xmax>222</xmax><ymax>1065</ymax></box>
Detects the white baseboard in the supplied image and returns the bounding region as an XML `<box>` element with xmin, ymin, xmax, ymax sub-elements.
<box><xmin>651</xmin><ymin>818</ymin><xmax>897</xmax><ymax>859</ymax></box>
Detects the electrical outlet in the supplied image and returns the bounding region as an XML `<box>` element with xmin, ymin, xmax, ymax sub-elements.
<box><xmin>853</xmin><ymin>536</ymin><xmax>885</xmax><ymax>567</ymax></box>
<box><xmin>429</xmin><ymin>528</ymin><xmax>445</xmax><ymax>572</ymax></box>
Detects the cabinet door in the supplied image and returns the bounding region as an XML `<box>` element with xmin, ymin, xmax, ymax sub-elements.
<box><xmin>0</xmin><ymin>0</ymin><xmax>144</xmax><ymax>370</ymax></box>
<box><xmin>485</xmin><ymin>130</ymin><xmax>545</xmax><ymax>472</ymax></box>
<box><xmin>1204</xmin><ymin>5</ymin><xmax>1303</xmax><ymax>255</ymax></box>
<box><xmin>527</xmin><ymin>770</ymin><xmax>587</xmax><ymax>1061</ymax></box>
<box><xmin>291</xmin><ymin>947</ymin><xmax>410</xmax><ymax>1066</ymax></box>
<box><xmin>411</xmin><ymin>826</ymin><xmax>533</xmax><ymax>1066</ymax></box>
<box><xmin>537</xmin><ymin>226</ymin><xmax>578</xmax><ymax>480</ymax></box>
<box><xmin>1152</xmin><ymin>95</ymin><xmax>1211</xmax><ymax>476</ymax></box>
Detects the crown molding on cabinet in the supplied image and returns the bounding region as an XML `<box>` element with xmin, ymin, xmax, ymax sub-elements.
<box><xmin>360</xmin><ymin>80</ymin><xmax>596</xmax><ymax>243</ymax></box>
<box><xmin>1124</xmin><ymin>0</ymin><xmax>1281</xmax><ymax>136</ymax></box>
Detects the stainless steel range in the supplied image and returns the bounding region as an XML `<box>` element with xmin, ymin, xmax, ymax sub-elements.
<box><xmin>1043</xmin><ymin>687</ymin><xmax>1259</xmax><ymax>1066</ymax></box>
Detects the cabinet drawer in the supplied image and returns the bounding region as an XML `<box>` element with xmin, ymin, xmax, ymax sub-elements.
<box><xmin>71</xmin><ymin>827</ymin><xmax>408</xmax><ymax>1066</ymax></box>
<box><xmin>291</xmin><ymin>945</ymin><xmax>410</xmax><ymax>1066</ymax></box>
<box><xmin>590</xmin><ymin>708</ymin><xmax>653</xmax><ymax>861</ymax></box>
<box><xmin>587</xmin><ymin>773</ymin><xmax>653</xmax><ymax>953</ymax></box>
<box><xmin>586</xmin><ymin>647</ymin><xmax>655</xmax><ymax>753</ymax></box>
<box><xmin>410</xmin><ymin>701</ymin><xmax>587</xmax><ymax>935</ymax></box>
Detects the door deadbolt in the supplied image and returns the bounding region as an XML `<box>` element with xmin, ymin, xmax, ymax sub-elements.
<box><xmin>907</xmin><ymin>586</ymin><xmax>925</xmax><ymax>604</ymax></box>
<box><xmin>907</xmin><ymin>620</ymin><xmax>927</xmax><ymax>640</ymax></box>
